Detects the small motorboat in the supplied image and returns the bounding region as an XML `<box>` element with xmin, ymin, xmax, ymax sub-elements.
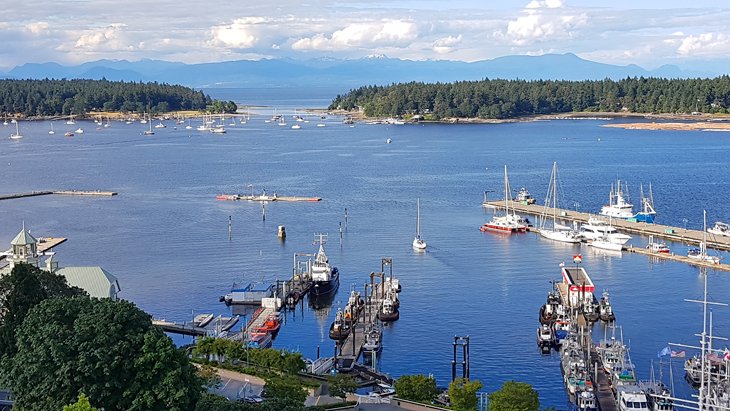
<box><xmin>537</xmin><ymin>323</ymin><xmax>555</xmax><ymax>347</ymax></box>
<box><xmin>256</xmin><ymin>314</ymin><xmax>281</xmax><ymax>334</ymax></box>
<box><xmin>598</xmin><ymin>290</ymin><xmax>616</xmax><ymax>322</ymax></box>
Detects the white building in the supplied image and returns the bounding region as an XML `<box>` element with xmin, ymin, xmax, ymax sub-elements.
<box><xmin>1</xmin><ymin>225</ymin><xmax>120</xmax><ymax>300</ymax></box>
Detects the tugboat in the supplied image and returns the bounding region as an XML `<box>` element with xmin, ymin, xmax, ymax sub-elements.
<box><xmin>539</xmin><ymin>288</ymin><xmax>561</xmax><ymax>325</ymax></box>
<box><xmin>329</xmin><ymin>308</ymin><xmax>350</xmax><ymax>341</ymax></box>
<box><xmin>582</xmin><ymin>296</ymin><xmax>600</xmax><ymax>323</ymax></box>
<box><xmin>309</xmin><ymin>234</ymin><xmax>340</xmax><ymax>299</ymax></box>
<box><xmin>599</xmin><ymin>290</ymin><xmax>616</xmax><ymax>322</ymax></box>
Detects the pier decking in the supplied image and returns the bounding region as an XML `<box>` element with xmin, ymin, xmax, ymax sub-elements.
<box><xmin>485</xmin><ymin>200</ymin><xmax>730</xmax><ymax>251</ymax></box>
<box><xmin>0</xmin><ymin>190</ymin><xmax>117</xmax><ymax>201</ymax></box>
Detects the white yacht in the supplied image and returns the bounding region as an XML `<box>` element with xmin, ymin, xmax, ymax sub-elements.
<box><xmin>480</xmin><ymin>165</ymin><xmax>527</xmax><ymax>233</ymax></box>
<box><xmin>580</xmin><ymin>217</ymin><xmax>631</xmax><ymax>245</ymax></box>
<box><xmin>600</xmin><ymin>179</ymin><xmax>635</xmax><ymax>219</ymax></box>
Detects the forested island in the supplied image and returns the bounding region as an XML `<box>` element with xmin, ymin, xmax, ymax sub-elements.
<box><xmin>329</xmin><ymin>76</ymin><xmax>730</xmax><ymax>120</ymax></box>
<box><xmin>0</xmin><ymin>79</ymin><xmax>236</xmax><ymax>117</ymax></box>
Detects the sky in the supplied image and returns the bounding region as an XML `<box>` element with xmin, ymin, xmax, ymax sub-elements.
<box><xmin>3</xmin><ymin>0</ymin><xmax>730</xmax><ymax>70</ymax></box>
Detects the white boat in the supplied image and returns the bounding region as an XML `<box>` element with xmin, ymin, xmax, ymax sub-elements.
<box><xmin>616</xmin><ymin>386</ymin><xmax>650</xmax><ymax>411</ymax></box>
<box><xmin>210</xmin><ymin>126</ymin><xmax>226</xmax><ymax>134</ymax></box>
<box><xmin>291</xmin><ymin>124</ymin><xmax>301</xmax><ymax>130</ymax></box>
<box><xmin>580</xmin><ymin>216</ymin><xmax>631</xmax><ymax>245</ymax></box>
<box><xmin>317</xmin><ymin>123</ymin><xmax>326</xmax><ymax>127</ymax></box>
<box><xmin>480</xmin><ymin>165</ymin><xmax>527</xmax><ymax>233</ymax></box>
<box><xmin>48</xmin><ymin>122</ymin><xmax>55</xmax><ymax>135</ymax></box>
<box><xmin>538</xmin><ymin>162</ymin><xmax>581</xmax><ymax>243</ymax></box>
<box><xmin>576</xmin><ymin>389</ymin><xmax>598</xmax><ymax>411</ymax></box>
<box><xmin>412</xmin><ymin>198</ymin><xmax>427</xmax><ymax>250</ymax></box>
<box><xmin>588</xmin><ymin>236</ymin><xmax>623</xmax><ymax>251</ymax></box>
<box><xmin>386</xmin><ymin>138</ymin><xmax>392</xmax><ymax>144</ymax></box>
<box><xmin>143</xmin><ymin>120</ymin><xmax>154</xmax><ymax>135</ymax></box>
<box><xmin>9</xmin><ymin>120</ymin><xmax>23</xmax><ymax>140</ymax></box>
<box><xmin>154</xmin><ymin>122</ymin><xmax>166</xmax><ymax>129</ymax></box>
<box><xmin>687</xmin><ymin>210</ymin><xmax>721</xmax><ymax>264</ymax></box>
<box><xmin>600</xmin><ymin>179</ymin><xmax>635</xmax><ymax>219</ymax></box>
<box><xmin>66</xmin><ymin>115</ymin><xmax>76</xmax><ymax>125</ymax></box>
<box><xmin>513</xmin><ymin>187</ymin><xmax>536</xmax><ymax>204</ymax></box>
<box><xmin>646</xmin><ymin>235</ymin><xmax>670</xmax><ymax>254</ymax></box>
<box><xmin>75</xmin><ymin>127</ymin><xmax>84</xmax><ymax>134</ymax></box>
<box><xmin>708</xmin><ymin>221</ymin><xmax>730</xmax><ymax>237</ymax></box>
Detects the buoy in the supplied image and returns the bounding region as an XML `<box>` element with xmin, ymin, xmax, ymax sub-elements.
<box><xmin>278</xmin><ymin>225</ymin><xmax>286</xmax><ymax>240</ymax></box>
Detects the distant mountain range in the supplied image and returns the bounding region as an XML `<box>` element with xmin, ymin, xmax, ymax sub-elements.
<box><xmin>1</xmin><ymin>53</ymin><xmax>721</xmax><ymax>89</ymax></box>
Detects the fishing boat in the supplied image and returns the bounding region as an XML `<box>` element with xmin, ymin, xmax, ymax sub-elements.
<box><xmin>600</xmin><ymin>179</ymin><xmax>635</xmax><ymax>219</ymax></box>
<box><xmin>646</xmin><ymin>236</ymin><xmax>670</xmax><ymax>254</ymax></box>
<box><xmin>328</xmin><ymin>308</ymin><xmax>350</xmax><ymax>340</ymax></box>
<box><xmin>362</xmin><ymin>323</ymin><xmax>383</xmax><ymax>353</ymax></box>
<box><xmin>580</xmin><ymin>216</ymin><xmax>631</xmax><ymax>245</ymax></box>
<box><xmin>413</xmin><ymin>198</ymin><xmax>427</xmax><ymax>250</ymax></box>
<box><xmin>708</xmin><ymin>221</ymin><xmax>730</xmax><ymax>237</ymax></box>
<box><xmin>599</xmin><ymin>290</ymin><xmax>616</xmax><ymax>322</ymax></box>
<box><xmin>576</xmin><ymin>388</ymin><xmax>598</xmax><ymax>411</ymax></box>
<box><xmin>377</xmin><ymin>290</ymin><xmax>399</xmax><ymax>322</ymax></box>
<box><xmin>539</xmin><ymin>162</ymin><xmax>581</xmax><ymax>243</ymax></box>
<box><xmin>514</xmin><ymin>187</ymin><xmax>536</xmax><ymax>204</ymax></box>
<box><xmin>537</xmin><ymin>323</ymin><xmax>555</xmax><ymax>347</ymax></box>
<box><xmin>309</xmin><ymin>234</ymin><xmax>340</xmax><ymax>298</ymax></box>
<box><xmin>599</xmin><ymin>180</ymin><xmax>657</xmax><ymax>223</ymax></box>
<box><xmin>616</xmin><ymin>386</ymin><xmax>650</xmax><ymax>411</ymax></box>
<box><xmin>480</xmin><ymin>165</ymin><xmax>527</xmax><ymax>233</ymax></box>
<box><xmin>687</xmin><ymin>210</ymin><xmax>721</xmax><ymax>264</ymax></box>
<box><xmin>9</xmin><ymin>120</ymin><xmax>22</xmax><ymax>140</ymax></box>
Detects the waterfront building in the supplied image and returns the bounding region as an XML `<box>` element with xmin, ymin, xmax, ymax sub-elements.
<box><xmin>0</xmin><ymin>225</ymin><xmax>120</xmax><ymax>300</ymax></box>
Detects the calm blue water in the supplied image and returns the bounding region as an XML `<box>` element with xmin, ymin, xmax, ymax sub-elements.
<box><xmin>1</xmin><ymin>89</ymin><xmax>729</xmax><ymax>409</ymax></box>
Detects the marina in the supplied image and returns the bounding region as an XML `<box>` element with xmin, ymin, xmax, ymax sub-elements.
<box><xmin>484</xmin><ymin>200</ymin><xmax>730</xmax><ymax>252</ymax></box>
<box><xmin>4</xmin><ymin>98</ymin><xmax>730</xmax><ymax>408</ymax></box>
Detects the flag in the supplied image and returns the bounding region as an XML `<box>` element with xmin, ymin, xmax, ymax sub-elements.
<box><xmin>671</xmin><ymin>350</ymin><xmax>686</xmax><ymax>358</ymax></box>
<box><xmin>573</xmin><ymin>254</ymin><xmax>582</xmax><ymax>264</ymax></box>
<box><xmin>657</xmin><ymin>346</ymin><xmax>671</xmax><ymax>358</ymax></box>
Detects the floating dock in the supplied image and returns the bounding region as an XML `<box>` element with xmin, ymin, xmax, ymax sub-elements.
<box><xmin>216</xmin><ymin>194</ymin><xmax>321</xmax><ymax>202</ymax></box>
<box><xmin>0</xmin><ymin>190</ymin><xmax>117</xmax><ymax>201</ymax></box>
<box><xmin>338</xmin><ymin>281</ymin><xmax>387</xmax><ymax>363</ymax></box>
<box><xmin>485</xmin><ymin>200</ymin><xmax>730</xmax><ymax>252</ymax></box>
<box><xmin>626</xmin><ymin>245</ymin><xmax>730</xmax><ymax>271</ymax></box>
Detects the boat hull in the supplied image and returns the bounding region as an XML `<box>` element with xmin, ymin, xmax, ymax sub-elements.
<box><xmin>309</xmin><ymin>268</ymin><xmax>340</xmax><ymax>298</ymax></box>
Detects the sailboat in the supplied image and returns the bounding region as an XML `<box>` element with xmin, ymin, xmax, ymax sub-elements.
<box><xmin>687</xmin><ymin>210</ymin><xmax>721</xmax><ymax>264</ymax></box>
<box><xmin>538</xmin><ymin>162</ymin><xmax>581</xmax><ymax>243</ymax></box>
<box><xmin>413</xmin><ymin>198</ymin><xmax>427</xmax><ymax>250</ymax></box>
<box><xmin>480</xmin><ymin>165</ymin><xmax>527</xmax><ymax>233</ymax></box>
<box><xmin>143</xmin><ymin>119</ymin><xmax>154</xmax><ymax>135</ymax></box>
<box><xmin>48</xmin><ymin>122</ymin><xmax>55</xmax><ymax>135</ymax></box>
<box><xmin>9</xmin><ymin>120</ymin><xmax>23</xmax><ymax>140</ymax></box>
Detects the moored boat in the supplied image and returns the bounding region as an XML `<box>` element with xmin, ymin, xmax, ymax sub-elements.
<box><xmin>309</xmin><ymin>234</ymin><xmax>340</xmax><ymax>298</ymax></box>
<box><xmin>580</xmin><ymin>216</ymin><xmax>631</xmax><ymax>245</ymax></box>
<box><xmin>687</xmin><ymin>210</ymin><xmax>721</xmax><ymax>264</ymax></box>
<box><xmin>413</xmin><ymin>198</ymin><xmax>427</xmax><ymax>250</ymax></box>
<box><xmin>514</xmin><ymin>187</ymin><xmax>536</xmax><ymax>204</ymax></box>
<box><xmin>539</xmin><ymin>162</ymin><xmax>581</xmax><ymax>243</ymax></box>
<box><xmin>646</xmin><ymin>236</ymin><xmax>670</xmax><ymax>253</ymax></box>
<box><xmin>588</xmin><ymin>236</ymin><xmax>624</xmax><ymax>252</ymax></box>
<box><xmin>328</xmin><ymin>308</ymin><xmax>350</xmax><ymax>341</ymax></box>
<box><xmin>377</xmin><ymin>291</ymin><xmax>400</xmax><ymax>322</ymax></box>
<box><xmin>481</xmin><ymin>165</ymin><xmax>528</xmax><ymax>233</ymax></box>
<box><xmin>256</xmin><ymin>314</ymin><xmax>281</xmax><ymax>334</ymax></box>
<box><xmin>362</xmin><ymin>323</ymin><xmax>383</xmax><ymax>353</ymax></box>
<box><xmin>599</xmin><ymin>290</ymin><xmax>616</xmax><ymax>322</ymax></box>
<box><xmin>537</xmin><ymin>323</ymin><xmax>555</xmax><ymax>347</ymax></box>
<box><xmin>708</xmin><ymin>221</ymin><xmax>730</xmax><ymax>237</ymax></box>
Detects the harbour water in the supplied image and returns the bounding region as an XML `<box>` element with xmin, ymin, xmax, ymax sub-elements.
<box><xmin>1</xmin><ymin>88</ymin><xmax>729</xmax><ymax>408</ymax></box>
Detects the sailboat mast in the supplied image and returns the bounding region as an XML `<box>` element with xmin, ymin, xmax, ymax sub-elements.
<box><xmin>552</xmin><ymin>162</ymin><xmax>558</xmax><ymax>223</ymax></box>
<box><xmin>416</xmin><ymin>198</ymin><xmax>421</xmax><ymax>237</ymax></box>
<box><xmin>504</xmin><ymin>165</ymin><xmax>509</xmax><ymax>215</ymax></box>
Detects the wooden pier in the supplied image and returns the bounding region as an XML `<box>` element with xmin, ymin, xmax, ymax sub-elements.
<box><xmin>0</xmin><ymin>190</ymin><xmax>117</xmax><ymax>201</ymax></box>
<box><xmin>626</xmin><ymin>245</ymin><xmax>730</xmax><ymax>271</ymax></box>
<box><xmin>485</xmin><ymin>200</ymin><xmax>730</xmax><ymax>251</ymax></box>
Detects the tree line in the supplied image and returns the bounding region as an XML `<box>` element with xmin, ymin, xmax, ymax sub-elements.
<box><xmin>0</xmin><ymin>78</ymin><xmax>237</xmax><ymax>117</ymax></box>
<box><xmin>329</xmin><ymin>76</ymin><xmax>730</xmax><ymax>119</ymax></box>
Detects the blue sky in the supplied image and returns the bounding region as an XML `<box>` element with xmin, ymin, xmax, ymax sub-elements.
<box><xmin>3</xmin><ymin>0</ymin><xmax>729</xmax><ymax>69</ymax></box>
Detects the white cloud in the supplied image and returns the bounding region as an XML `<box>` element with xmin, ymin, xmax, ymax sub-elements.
<box><xmin>25</xmin><ymin>22</ymin><xmax>49</xmax><ymax>35</ymax></box>
<box><xmin>676</xmin><ymin>32</ymin><xmax>730</xmax><ymax>56</ymax></box>
<box><xmin>210</xmin><ymin>18</ymin><xmax>266</xmax><ymax>48</ymax></box>
<box><xmin>503</xmin><ymin>1</ymin><xmax>586</xmax><ymax>46</ymax></box>
<box><xmin>292</xmin><ymin>20</ymin><xmax>418</xmax><ymax>51</ymax></box>
<box><xmin>433</xmin><ymin>35</ymin><xmax>462</xmax><ymax>54</ymax></box>
<box><xmin>74</xmin><ymin>24</ymin><xmax>132</xmax><ymax>51</ymax></box>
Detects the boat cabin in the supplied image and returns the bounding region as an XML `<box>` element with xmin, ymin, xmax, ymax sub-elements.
<box><xmin>561</xmin><ymin>267</ymin><xmax>596</xmax><ymax>309</ymax></box>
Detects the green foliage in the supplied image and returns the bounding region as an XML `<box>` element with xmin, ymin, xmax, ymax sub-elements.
<box><xmin>0</xmin><ymin>263</ymin><xmax>86</xmax><ymax>360</ymax></box>
<box><xmin>329</xmin><ymin>76</ymin><xmax>730</xmax><ymax>119</ymax></box>
<box><xmin>488</xmin><ymin>381</ymin><xmax>540</xmax><ymax>411</ymax></box>
<box><xmin>448</xmin><ymin>378</ymin><xmax>483</xmax><ymax>411</ymax></box>
<box><xmin>0</xmin><ymin>79</ymin><xmax>214</xmax><ymax>116</ymax></box>
<box><xmin>328</xmin><ymin>374</ymin><xmax>357</xmax><ymax>400</ymax></box>
<box><xmin>63</xmin><ymin>393</ymin><xmax>99</xmax><ymax>411</ymax></box>
<box><xmin>195</xmin><ymin>394</ymin><xmax>316</xmax><ymax>411</ymax></box>
<box><xmin>209</xmin><ymin>100</ymin><xmax>238</xmax><ymax>114</ymax></box>
<box><xmin>193</xmin><ymin>338</ymin><xmax>305</xmax><ymax>374</ymax></box>
<box><xmin>3</xmin><ymin>297</ymin><xmax>203</xmax><ymax>411</ymax></box>
<box><xmin>262</xmin><ymin>376</ymin><xmax>307</xmax><ymax>404</ymax></box>
<box><xmin>393</xmin><ymin>374</ymin><xmax>439</xmax><ymax>402</ymax></box>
